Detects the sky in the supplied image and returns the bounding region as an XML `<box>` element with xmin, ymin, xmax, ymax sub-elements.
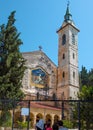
<box><xmin>0</xmin><ymin>0</ymin><xmax>93</xmax><ymax>71</ymax></box>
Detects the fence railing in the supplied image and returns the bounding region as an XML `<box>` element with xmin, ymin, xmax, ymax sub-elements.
<box><xmin>0</xmin><ymin>99</ymin><xmax>93</xmax><ymax>130</ymax></box>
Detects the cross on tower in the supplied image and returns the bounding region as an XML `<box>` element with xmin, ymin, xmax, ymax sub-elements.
<box><xmin>38</xmin><ymin>46</ymin><xmax>42</xmax><ymax>51</ymax></box>
<box><xmin>67</xmin><ymin>0</ymin><xmax>70</xmax><ymax>7</ymax></box>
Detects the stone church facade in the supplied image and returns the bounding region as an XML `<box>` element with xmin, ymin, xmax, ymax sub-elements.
<box><xmin>22</xmin><ymin>3</ymin><xmax>79</xmax><ymax>101</ymax></box>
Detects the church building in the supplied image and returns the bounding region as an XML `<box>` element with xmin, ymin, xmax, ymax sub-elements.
<box><xmin>22</xmin><ymin>3</ymin><xmax>79</xmax><ymax>101</ymax></box>
<box><xmin>15</xmin><ymin>3</ymin><xmax>80</xmax><ymax>127</ymax></box>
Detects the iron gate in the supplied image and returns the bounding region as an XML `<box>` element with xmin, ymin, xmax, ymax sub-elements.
<box><xmin>0</xmin><ymin>99</ymin><xmax>93</xmax><ymax>130</ymax></box>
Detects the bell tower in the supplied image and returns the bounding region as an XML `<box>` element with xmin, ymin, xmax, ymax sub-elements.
<box><xmin>57</xmin><ymin>3</ymin><xmax>80</xmax><ymax>99</ymax></box>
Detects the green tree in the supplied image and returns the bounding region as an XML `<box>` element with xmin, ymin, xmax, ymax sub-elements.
<box><xmin>73</xmin><ymin>66</ymin><xmax>93</xmax><ymax>129</ymax></box>
<box><xmin>78</xmin><ymin>85</ymin><xmax>93</xmax><ymax>100</ymax></box>
<box><xmin>79</xmin><ymin>66</ymin><xmax>88</xmax><ymax>89</ymax></box>
<box><xmin>78</xmin><ymin>86</ymin><xmax>93</xmax><ymax>129</ymax></box>
<box><xmin>72</xmin><ymin>86</ymin><xmax>93</xmax><ymax>130</ymax></box>
<box><xmin>80</xmin><ymin>66</ymin><xmax>93</xmax><ymax>88</ymax></box>
<box><xmin>0</xmin><ymin>11</ymin><xmax>26</xmax><ymax>127</ymax></box>
<box><xmin>88</xmin><ymin>68</ymin><xmax>93</xmax><ymax>86</ymax></box>
<box><xmin>0</xmin><ymin>11</ymin><xmax>26</xmax><ymax>109</ymax></box>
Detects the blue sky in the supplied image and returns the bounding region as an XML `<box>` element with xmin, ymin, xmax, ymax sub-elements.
<box><xmin>0</xmin><ymin>0</ymin><xmax>93</xmax><ymax>71</ymax></box>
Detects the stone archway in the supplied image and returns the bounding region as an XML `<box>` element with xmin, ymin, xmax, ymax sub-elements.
<box><xmin>54</xmin><ymin>115</ymin><xmax>59</xmax><ymax>123</ymax></box>
<box><xmin>36</xmin><ymin>113</ymin><xmax>43</xmax><ymax>120</ymax></box>
<box><xmin>45</xmin><ymin>114</ymin><xmax>52</xmax><ymax>123</ymax></box>
<box><xmin>14</xmin><ymin>111</ymin><xmax>22</xmax><ymax>127</ymax></box>
<box><xmin>30</xmin><ymin>113</ymin><xmax>34</xmax><ymax>128</ymax></box>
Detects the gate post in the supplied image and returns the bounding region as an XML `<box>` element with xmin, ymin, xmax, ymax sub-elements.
<box><xmin>78</xmin><ymin>100</ymin><xmax>81</xmax><ymax>130</ymax></box>
<box><xmin>27</xmin><ymin>100</ymin><xmax>30</xmax><ymax>130</ymax></box>
<box><xmin>12</xmin><ymin>100</ymin><xmax>15</xmax><ymax>130</ymax></box>
<box><xmin>61</xmin><ymin>101</ymin><xmax>64</xmax><ymax>120</ymax></box>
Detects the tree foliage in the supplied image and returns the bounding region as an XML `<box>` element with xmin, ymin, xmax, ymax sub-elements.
<box><xmin>0</xmin><ymin>11</ymin><xmax>26</xmax><ymax>105</ymax></box>
<box><xmin>71</xmin><ymin>66</ymin><xmax>93</xmax><ymax>129</ymax></box>
<box><xmin>80</xmin><ymin>66</ymin><xmax>93</xmax><ymax>88</ymax></box>
<box><xmin>79</xmin><ymin>66</ymin><xmax>88</xmax><ymax>88</ymax></box>
<box><xmin>78</xmin><ymin>86</ymin><xmax>93</xmax><ymax>129</ymax></box>
<box><xmin>0</xmin><ymin>110</ymin><xmax>12</xmax><ymax>127</ymax></box>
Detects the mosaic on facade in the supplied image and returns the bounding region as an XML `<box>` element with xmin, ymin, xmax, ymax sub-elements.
<box><xmin>31</xmin><ymin>67</ymin><xmax>49</xmax><ymax>89</ymax></box>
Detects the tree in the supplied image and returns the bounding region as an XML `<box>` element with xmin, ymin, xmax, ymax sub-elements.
<box><xmin>80</xmin><ymin>66</ymin><xmax>93</xmax><ymax>88</ymax></box>
<box><xmin>78</xmin><ymin>86</ymin><xmax>93</xmax><ymax>129</ymax></box>
<box><xmin>0</xmin><ymin>11</ymin><xmax>26</xmax><ymax>109</ymax></box>
<box><xmin>78</xmin><ymin>85</ymin><xmax>93</xmax><ymax>100</ymax></box>
<box><xmin>0</xmin><ymin>11</ymin><xmax>26</xmax><ymax>127</ymax></box>
<box><xmin>88</xmin><ymin>68</ymin><xmax>93</xmax><ymax>86</ymax></box>
<box><xmin>79</xmin><ymin>66</ymin><xmax>88</xmax><ymax>88</ymax></box>
<box><xmin>72</xmin><ymin>66</ymin><xmax>93</xmax><ymax>129</ymax></box>
<box><xmin>72</xmin><ymin>86</ymin><xmax>93</xmax><ymax>130</ymax></box>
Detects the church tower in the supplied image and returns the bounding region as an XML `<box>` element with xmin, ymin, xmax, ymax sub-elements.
<box><xmin>57</xmin><ymin>3</ymin><xmax>80</xmax><ymax>99</ymax></box>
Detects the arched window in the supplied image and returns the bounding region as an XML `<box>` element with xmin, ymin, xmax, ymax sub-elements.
<box><xmin>62</xmin><ymin>72</ymin><xmax>65</xmax><ymax>78</ymax></box>
<box><xmin>62</xmin><ymin>34</ymin><xmax>66</xmax><ymax>45</ymax></box>
<box><xmin>73</xmin><ymin>53</ymin><xmax>75</xmax><ymax>59</ymax></box>
<box><xmin>73</xmin><ymin>71</ymin><xmax>75</xmax><ymax>78</ymax></box>
<box><xmin>63</xmin><ymin>53</ymin><xmax>65</xmax><ymax>59</ymax></box>
<box><xmin>72</xmin><ymin>33</ymin><xmax>75</xmax><ymax>44</ymax></box>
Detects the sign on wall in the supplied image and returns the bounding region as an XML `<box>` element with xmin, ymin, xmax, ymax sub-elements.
<box><xmin>21</xmin><ymin>108</ymin><xmax>29</xmax><ymax>116</ymax></box>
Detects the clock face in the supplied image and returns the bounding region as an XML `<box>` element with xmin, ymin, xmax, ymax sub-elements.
<box><xmin>31</xmin><ymin>68</ymin><xmax>48</xmax><ymax>88</ymax></box>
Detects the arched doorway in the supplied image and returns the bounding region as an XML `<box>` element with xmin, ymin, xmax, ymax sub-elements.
<box><xmin>36</xmin><ymin>113</ymin><xmax>43</xmax><ymax>120</ymax></box>
<box><xmin>45</xmin><ymin>114</ymin><xmax>52</xmax><ymax>124</ymax></box>
<box><xmin>14</xmin><ymin>111</ymin><xmax>22</xmax><ymax>127</ymax></box>
<box><xmin>30</xmin><ymin>113</ymin><xmax>34</xmax><ymax>128</ymax></box>
<box><xmin>54</xmin><ymin>115</ymin><xmax>59</xmax><ymax>123</ymax></box>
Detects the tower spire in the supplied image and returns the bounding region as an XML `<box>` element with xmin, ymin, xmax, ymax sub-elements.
<box><xmin>64</xmin><ymin>1</ymin><xmax>72</xmax><ymax>22</ymax></box>
<box><xmin>57</xmin><ymin>1</ymin><xmax>79</xmax><ymax>33</ymax></box>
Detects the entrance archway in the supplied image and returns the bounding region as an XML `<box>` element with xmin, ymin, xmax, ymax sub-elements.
<box><xmin>30</xmin><ymin>113</ymin><xmax>34</xmax><ymax>128</ymax></box>
<box><xmin>54</xmin><ymin>115</ymin><xmax>59</xmax><ymax>122</ymax></box>
<box><xmin>36</xmin><ymin>113</ymin><xmax>43</xmax><ymax>120</ymax></box>
<box><xmin>45</xmin><ymin>114</ymin><xmax>52</xmax><ymax>123</ymax></box>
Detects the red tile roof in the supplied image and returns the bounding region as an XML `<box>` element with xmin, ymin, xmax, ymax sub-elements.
<box><xmin>30</xmin><ymin>102</ymin><xmax>61</xmax><ymax>111</ymax></box>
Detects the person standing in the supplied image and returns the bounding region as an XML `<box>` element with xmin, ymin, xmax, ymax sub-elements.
<box><xmin>52</xmin><ymin>121</ymin><xmax>58</xmax><ymax>130</ymax></box>
<box><xmin>58</xmin><ymin>120</ymin><xmax>68</xmax><ymax>130</ymax></box>
<box><xmin>46</xmin><ymin>122</ymin><xmax>53</xmax><ymax>130</ymax></box>
<box><xmin>35</xmin><ymin>118</ymin><xmax>39</xmax><ymax>130</ymax></box>
<box><xmin>36</xmin><ymin>119</ymin><xmax>44</xmax><ymax>130</ymax></box>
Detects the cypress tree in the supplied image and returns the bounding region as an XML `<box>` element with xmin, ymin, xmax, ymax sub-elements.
<box><xmin>0</xmin><ymin>11</ymin><xmax>26</xmax><ymax>105</ymax></box>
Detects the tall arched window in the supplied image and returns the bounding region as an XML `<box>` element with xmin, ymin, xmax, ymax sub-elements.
<box><xmin>73</xmin><ymin>71</ymin><xmax>75</xmax><ymax>78</ymax></box>
<box><xmin>73</xmin><ymin>53</ymin><xmax>75</xmax><ymax>59</ymax></box>
<box><xmin>72</xmin><ymin>33</ymin><xmax>75</xmax><ymax>44</ymax></box>
<box><xmin>62</xmin><ymin>72</ymin><xmax>65</xmax><ymax>78</ymax></box>
<box><xmin>62</xmin><ymin>34</ymin><xmax>66</xmax><ymax>45</ymax></box>
<box><xmin>63</xmin><ymin>53</ymin><xmax>65</xmax><ymax>59</ymax></box>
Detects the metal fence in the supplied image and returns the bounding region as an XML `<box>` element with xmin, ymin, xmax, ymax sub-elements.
<box><xmin>0</xmin><ymin>99</ymin><xmax>93</xmax><ymax>130</ymax></box>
